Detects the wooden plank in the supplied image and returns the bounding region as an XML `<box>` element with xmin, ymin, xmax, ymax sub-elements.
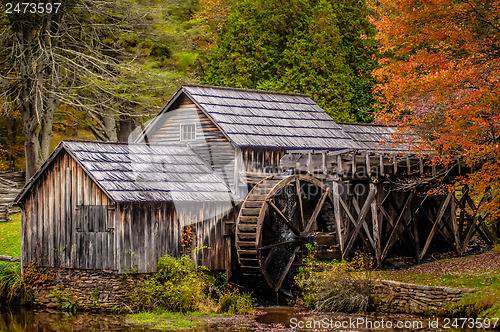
<box><xmin>379</xmin><ymin>155</ymin><xmax>384</xmax><ymax>176</ymax></box>
<box><xmin>332</xmin><ymin>179</ymin><xmax>344</xmax><ymax>253</ymax></box>
<box><xmin>450</xmin><ymin>192</ymin><xmax>461</xmax><ymax>253</ymax></box>
<box><xmin>351</xmin><ymin>152</ymin><xmax>356</xmax><ymax>175</ymax></box>
<box><xmin>337</xmin><ymin>155</ymin><xmax>343</xmax><ymax>176</ymax></box>
<box><xmin>67</xmin><ymin>157</ymin><xmax>73</xmax><ymax>267</ymax></box>
<box><xmin>365</xmin><ymin>154</ymin><xmax>370</xmax><ymax>176</ymax></box>
<box><xmin>49</xmin><ymin>167</ymin><xmax>55</xmax><ymax>266</ymax></box>
<box><xmin>371</xmin><ymin>182</ymin><xmax>382</xmax><ymax>267</ymax></box>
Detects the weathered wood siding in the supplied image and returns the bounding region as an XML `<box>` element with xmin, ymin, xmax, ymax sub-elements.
<box><xmin>240</xmin><ymin>147</ymin><xmax>286</xmax><ymax>174</ymax></box>
<box><xmin>146</xmin><ymin>96</ymin><xmax>237</xmax><ymax>191</ymax></box>
<box><xmin>116</xmin><ymin>201</ymin><xmax>233</xmax><ymax>273</ymax></box>
<box><xmin>21</xmin><ymin>153</ymin><xmax>116</xmax><ymax>270</ymax></box>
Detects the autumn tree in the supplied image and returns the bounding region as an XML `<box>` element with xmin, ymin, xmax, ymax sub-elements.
<box><xmin>0</xmin><ymin>0</ymin><xmax>201</xmax><ymax>179</ymax></box>
<box><xmin>374</xmin><ymin>0</ymin><xmax>500</xmax><ymax>219</ymax></box>
<box><xmin>201</xmin><ymin>0</ymin><xmax>378</xmax><ymax>122</ymax></box>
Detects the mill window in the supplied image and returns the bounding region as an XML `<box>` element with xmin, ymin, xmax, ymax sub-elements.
<box><xmin>180</xmin><ymin>124</ymin><xmax>196</xmax><ymax>141</ymax></box>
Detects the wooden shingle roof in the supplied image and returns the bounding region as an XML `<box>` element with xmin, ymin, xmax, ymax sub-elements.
<box><xmin>147</xmin><ymin>85</ymin><xmax>359</xmax><ymax>149</ymax></box>
<box><xmin>337</xmin><ymin>123</ymin><xmax>421</xmax><ymax>153</ymax></box>
<box><xmin>16</xmin><ymin>141</ymin><xmax>233</xmax><ymax>204</ymax></box>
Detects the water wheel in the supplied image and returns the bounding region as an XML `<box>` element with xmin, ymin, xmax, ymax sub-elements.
<box><xmin>236</xmin><ymin>174</ymin><xmax>335</xmax><ymax>292</ymax></box>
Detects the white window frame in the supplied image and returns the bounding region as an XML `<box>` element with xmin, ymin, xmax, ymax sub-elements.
<box><xmin>180</xmin><ymin>124</ymin><xmax>196</xmax><ymax>141</ymax></box>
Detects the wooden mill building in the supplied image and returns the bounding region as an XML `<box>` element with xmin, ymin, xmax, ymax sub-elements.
<box><xmin>15</xmin><ymin>85</ymin><xmax>497</xmax><ymax>292</ymax></box>
<box><xmin>15</xmin><ymin>141</ymin><xmax>233</xmax><ymax>273</ymax></box>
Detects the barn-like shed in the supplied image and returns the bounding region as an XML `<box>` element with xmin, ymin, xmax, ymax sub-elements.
<box><xmin>15</xmin><ymin>141</ymin><xmax>233</xmax><ymax>273</ymax></box>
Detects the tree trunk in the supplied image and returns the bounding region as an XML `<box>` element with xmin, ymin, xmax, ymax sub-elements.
<box><xmin>39</xmin><ymin>99</ymin><xmax>59</xmax><ymax>161</ymax></box>
<box><xmin>103</xmin><ymin>109</ymin><xmax>118</xmax><ymax>142</ymax></box>
<box><xmin>117</xmin><ymin>115</ymin><xmax>135</xmax><ymax>142</ymax></box>
<box><xmin>14</xmin><ymin>16</ymin><xmax>59</xmax><ymax>180</ymax></box>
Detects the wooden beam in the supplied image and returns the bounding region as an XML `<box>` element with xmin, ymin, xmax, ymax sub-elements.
<box><xmin>296</xmin><ymin>177</ymin><xmax>304</xmax><ymax>231</ymax></box>
<box><xmin>381</xmin><ymin>190</ymin><xmax>415</xmax><ymax>261</ymax></box>
<box><xmin>371</xmin><ymin>182</ymin><xmax>382</xmax><ymax>267</ymax></box>
<box><xmin>421</xmin><ymin>207</ymin><xmax>456</xmax><ymax>251</ymax></box>
<box><xmin>450</xmin><ymin>192</ymin><xmax>461</xmax><ymax>253</ymax></box>
<box><xmin>352</xmin><ymin>152</ymin><xmax>356</xmax><ymax>175</ymax></box>
<box><xmin>276</xmin><ymin>246</ymin><xmax>301</xmax><ymax>292</ymax></box>
<box><xmin>267</xmin><ymin>200</ymin><xmax>300</xmax><ymax>236</ymax></box>
<box><xmin>305</xmin><ymin>188</ymin><xmax>330</xmax><ymax>232</ymax></box>
<box><xmin>322</xmin><ymin>152</ymin><xmax>327</xmax><ymax>174</ymax></box>
<box><xmin>379</xmin><ymin>155</ymin><xmax>384</xmax><ymax>176</ymax></box>
<box><xmin>365</xmin><ymin>154</ymin><xmax>371</xmax><ymax>176</ymax></box>
<box><xmin>332</xmin><ymin>179</ymin><xmax>344</xmax><ymax>253</ymax></box>
<box><xmin>337</xmin><ymin>155</ymin><xmax>343</xmax><ymax>176</ymax></box>
<box><xmin>343</xmin><ymin>184</ymin><xmax>377</xmax><ymax>257</ymax></box>
<box><xmin>419</xmin><ymin>190</ymin><xmax>453</xmax><ymax>260</ymax></box>
<box><xmin>350</xmin><ymin>193</ymin><xmax>375</xmax><ymax>250</ymax></box>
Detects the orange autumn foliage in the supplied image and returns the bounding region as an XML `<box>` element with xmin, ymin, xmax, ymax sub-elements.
<box><xmin>374</xmin><ymin>0</ymin><xmax>500</xmax><ymax>220</ymax></box>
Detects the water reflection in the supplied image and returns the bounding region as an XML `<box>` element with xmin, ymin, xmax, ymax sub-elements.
<box><xmin>0</xmin><ymin>307</ymin><xmax>149</xmax><ymax>332</ymax></box>
<box><xmin>0</xmin><ymin>306</ymin><xmax>497</xmax><ymax>331</ymax></box>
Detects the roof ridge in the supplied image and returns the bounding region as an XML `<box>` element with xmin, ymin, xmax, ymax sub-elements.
<box><xmin>183</xmin><ymin>84</ymin><xmax>311</xmax><ymax>98</ymax></box>
<box><xmin>62</xmin><ymin>139</ymin><xmax>189</xmax><ymax>148</ymax></box>
<box><xmin>337</xmin><ymin>122</ymin><xmax>396</xmax><ymax>128</ymax></box>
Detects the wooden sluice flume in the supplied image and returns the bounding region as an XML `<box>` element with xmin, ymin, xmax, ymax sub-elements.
<box><xmin>277</xmin><ymin>149</ymin><xmax>497</xmax><ymax>267</ymax></box>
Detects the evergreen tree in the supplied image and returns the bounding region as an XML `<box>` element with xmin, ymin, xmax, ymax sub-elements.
<box><xmin>202</xmin><ymin>0</ymin><xmax>377</xmax><ymax>122</ymax></box>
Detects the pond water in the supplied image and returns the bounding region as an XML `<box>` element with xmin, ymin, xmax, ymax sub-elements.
<box><xmin>0</xmin><ymin>306</ymin><xmax>498</xmax><ymax>331</ymax></box>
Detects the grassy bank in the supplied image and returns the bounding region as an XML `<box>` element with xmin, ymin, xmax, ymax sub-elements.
<box><xmin>127</xmin><ymin>310</ymin><xmax>222</xmax><ymax>329</ymax></box>
<box><xmin>125</xmin><ymin>255</ymin><xmax>255</xmax><ymax>328</ymax></box>
<box><xmin>374</xmin><ymin>251</ymin><xmax>500</xmax><ymax>318</ymax></box>
<box><xmin>293</xmin><ymin>249</ymin><xmax>500</xmax><ymax>318</ymax></box>
<box><xmin>0</xmin><ymin>213</ymin><xmax>21</xmax><ymax>257</ymax></box>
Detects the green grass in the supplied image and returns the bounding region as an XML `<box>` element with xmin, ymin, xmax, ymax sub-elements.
<box><xmin>0</xmin><ymin>212</ymin><xmax>21</xmax><ymax>257</ymax></box>
<box><xmin>127</xmin><ymin>310</ymin><xmax>216</xmax><ymax>329</ymax></box>
<box><xmin>375</xmin><ymin>270</ymin><xmax>500</xmax><ymax>290</ymax></box>
<box><xmin>375</xmin><ymin>255</ymin><xmax>500</xmax><ymax>318</ymax></box>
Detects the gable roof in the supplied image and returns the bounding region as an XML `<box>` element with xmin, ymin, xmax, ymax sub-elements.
<box><xmin>143</xmin><ymin>85</ymin><xmax>359</xmax><ymax>150</ymax></box>
<box><xmin>15</xmin><ymin>141</ymin><xmax>233</xmax><ymax>204</ymax></box>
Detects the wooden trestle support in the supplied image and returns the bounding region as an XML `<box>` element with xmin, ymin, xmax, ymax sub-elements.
<box><xmin>280</xmin><ymin>150</ymin><xmax>499</xmax><ymax>267</ymax></box>
<box><xmin>235</xmin><ymin>150</ymin><xmax>499</xmax><ymax>292</ymax></box>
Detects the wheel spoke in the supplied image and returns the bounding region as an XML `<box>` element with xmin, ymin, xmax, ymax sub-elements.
<box><xmin>305</xmin><ymin>188</ymin><xmax>330</xmax><ymax>232</ymax></box>
<box><xmin>258</xmin><ymin>239</ymin><xmax>299</xmax><ymax>250</ymax></box>
<box><xmin>296</xmin><ymin>178</ymin><xmax>304</xmax><ymax>231</ymax></box>
<box><xmin>268</xmin><ymin>200</ymin><xmax>300</xmax><ymax>235</ymax></box>
<box><xmin>274</xmin><ymin>245</ymin><xmax>301</xmax><ymax>292</ymax></box>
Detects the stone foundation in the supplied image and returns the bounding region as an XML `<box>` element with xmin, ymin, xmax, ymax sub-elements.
<box><xmin>32</xmin><ymin>268</ymin><xmax>146</xmax><ymax>312</ymax></box>
<box><xmin>371</xmin><ymin>279</ymin><xmax>476</xmax><ymax>314</ymax></box>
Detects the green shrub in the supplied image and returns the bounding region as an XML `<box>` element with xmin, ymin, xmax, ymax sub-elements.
<box><xmin>0</xmin><ymin>261</ymin><xmax>51</xmax><ymax>305</ymax></box>
<box><xmin>0</xmin><ymin>262</ymin><xmax>22</xmax><ymax>302</ymax></box>
<box><xmin>51</xmin><ymin>287</ymin><xmax>78</xmax><ymax>313</ymax></box>
<box><xmin>218</xmin><ymin>289</ymin><xmax>255</xmax><ymax>315</ymax></box>
<box><xmin>295</xmin><ymin>252</ymin><xmax>373</xmax><ymax>313</ymax></box>
<box><xmin>131</xmin><ymin>255</ymin><xmax>255</xmax><ymax>314</ymax></box>
<box><xmin>132</xmin><ymin>255</ymin><xmax>214</xmax><ymax>312</ymax></box>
